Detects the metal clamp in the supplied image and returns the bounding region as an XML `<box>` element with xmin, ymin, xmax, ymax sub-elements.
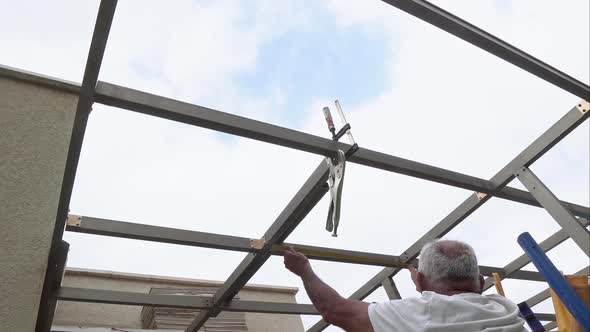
<box><xmin>325</xmin><ymin>150</ymin><xmax>346</xmax><ymax>237</ymax></box>
<box><xmin>321</xmin><ymin>100</ymin><xmax>359</xmax><ymax>237</ymax></box>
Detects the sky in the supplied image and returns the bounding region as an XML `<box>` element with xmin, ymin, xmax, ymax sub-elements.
<box><xmin>1</xmin><ymin>0</ymin><xmax>589</xmax><ymax>331</ymax></box>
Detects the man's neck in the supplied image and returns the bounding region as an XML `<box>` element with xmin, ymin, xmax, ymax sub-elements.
<box><xmin>443</xmin><ymin>288</ymin><xmax>479</xmax><ymax>296</ymax></box>
<box><xmin>429</xmin><ymin>280</ymin><xmax>480</xmax><ymax>296</ymax></box>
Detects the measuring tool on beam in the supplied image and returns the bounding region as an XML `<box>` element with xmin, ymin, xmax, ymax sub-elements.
<box><xmin>271</xmin><ymin>244</ymin><xmax>409</xmax><ymax>269</ymax></box>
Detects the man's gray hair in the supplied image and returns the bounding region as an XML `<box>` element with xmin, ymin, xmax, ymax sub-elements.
<box><xmin>418</xmin><ymin>240</ymin><xmax>480</xmax><ymax>285</ymax></box>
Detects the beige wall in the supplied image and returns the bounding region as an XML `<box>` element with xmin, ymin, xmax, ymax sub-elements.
<box><xmin>0</xmin><ymin>74</ymin><xmax>78</xmax><ymax>332</ymax></box>
<box><xmin>54</xmin><ymin>270</ymin><xmax>305</xmax><ymax>332</ymax></box>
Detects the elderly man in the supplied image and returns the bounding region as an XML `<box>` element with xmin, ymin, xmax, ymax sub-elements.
<box><xmin>283</xmin><ymin>240</ymin><xmax>527</xmax><ymax>332</ymax></box>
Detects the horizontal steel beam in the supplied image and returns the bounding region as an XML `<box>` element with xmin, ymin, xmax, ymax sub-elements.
<box><xmin>93</xmin><ymin>82</ymin><xmax>590</xmax><ymax>219</ymax></box>
<box><xmin>57</xmin><ymin>287</ymin><xmax>211</xmax><ymax>308</ymax></box>
<box><xmin>483</xmin><ymin>218</ymin><xmax>589</xmax><ymax>291</ymax></box>
<box><xmin>516</xmin><ymin>167</ymin><xmax>590</xmax><ymax>256</ymax></box>
<box><xmin>66</xmin><ymin>215</ymin><xmax>254</xmax><ymax>252</ymax></box>
<box><xmin>222</xmin><ymin>300</ymin><xmax>318</xmax><ymax>315</ymax></box>
<box><xmin>65</xmin><ymin>215</ymin><xmax>547</xmax><ymax>282</ymax></box>
<box><xmin>56</xmin><ymin>287</ymin><xmax>319</xmax><ymax>315</ymax></box>
<box><xmin>307</xmin><ymin>103</ymin><xmax>589</xmax><ymax>331</ymax></box>
<box><xmin>380</xmin><ymin>0</ymin><xmax>590</xmax><ymax>99</ymax></box>
<box><xmin>65</xmin><ymin>215</ymin><xmax>407</xmax><ymax>268</ymax></box>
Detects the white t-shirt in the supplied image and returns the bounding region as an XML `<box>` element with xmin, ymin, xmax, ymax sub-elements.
<box><xmin>368</xmin><ymin>291</ymin><xmax>527</xmax><ymax>332</ymax></box>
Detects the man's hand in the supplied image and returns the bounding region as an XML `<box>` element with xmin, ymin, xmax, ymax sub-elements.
<box><xmin>283</xmin><ymin>246</ymin><xmax>312</xmax><ymax>278</ymax></box>
<box><xmin>283</xmin><ymin>246</ymin><xmax>373</xmax><ymax>332</ymax></box>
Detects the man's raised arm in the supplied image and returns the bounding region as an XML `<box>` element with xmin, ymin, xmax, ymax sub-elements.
<box><xmin>283</xmin><ymin>247</ymin><xmax>373</xmax><ymax>332</ymax></box>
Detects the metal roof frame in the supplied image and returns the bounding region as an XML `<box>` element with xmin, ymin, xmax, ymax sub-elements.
<box><xmin>29</xmin><ymin>0</ymin><xmax>588</xmax><ymax>331</ymax></box>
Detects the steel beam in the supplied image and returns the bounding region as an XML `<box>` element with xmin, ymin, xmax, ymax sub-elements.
<box><xmin>382</xmin><ymin>277</ymin><xmax>401</xmax><ymax>300</ymax></box>
<box><xmin>64</xmin><ymin>214</ymin><xmax>547</xmax><ymax>282</ymax></box>
<box><xmin>57</xmin><ymin>287</ymin><xmax>211</xmax><ymax>309</ymax></box>
<box><xmin>35</xmin><ymin>241</ymin><xmax>69</xmax><ymax>332</ymax></box>
<box><xmin>516</xmin><ymin>167</ymin><xmax>590</xmax><ymax>256</ymax></box>
<box><xmin>93</xmin><ymin>82</ymin><xmax>590</xmax><ymax>218</ymax></box>
<box><xmin>483</xmin><ymin>218</ymin><xmax>590</xmax><ymax>291</ymax></box>
<box><xmin>35</xmin><ymin>2</ymin><xmax>117</xmax><ymax>331</ymax></box>
<box><xmin>56</xmin><ymin>287</ymin><xmax>319</xmax><ymax>315</ymax></box>
<box><xmin>527</xmin><ymin>288</ymin><xmax>552</xmax><ymax>308</ymax></box>
<box><xmin>65</xmin><ymin>215</ymin><xmax>406</xmax><ymax>268</ymax></box>
<box><xmin>380</xmin><ymin>0</ymin><xmax>590</xmax><ymax>99</ymax></box>
<box><xmin>223</xmin><ymin>301</ymin><xmax>318</xmax><ymax>315</ymax></box>
<box><xmin>308</xmin><ymin>103</ymin><xmax>589</xmax><ymax>331</ymax></box>
<box><xmin>535</xmin><ymin>313</ymin><xmax>557</xmax><ymax>322</ymax></box>
<box><xmin>66</xmin><ymin>215</ymin><xmax>254</xmax><ymax>252</ymax></box>
<box><xmin>525</xmin><ymin>266</ymin><xmax>589</xmax><ymax>308</ymax></box>
<box><xmin>185</xmin><ymin>162</ymin><xmax>330</xmax><ymax>331</ymax></box>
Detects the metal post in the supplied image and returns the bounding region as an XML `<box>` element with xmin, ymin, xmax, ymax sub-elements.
<box><xmin>516</xmin><ymin>167</ymin><xmax>590</xmax><ymax>256</ymax></box>
<box><xmin>35</xmin><ymin>241</ymin><xmax>69</xmax><ymax>332</ymax></box>
<box><xmin>35</xmin><ymin>1</ymin><xmax>117</xmax><ymax>331</ymax></box>
<box><xmin>517</xmin><ymin>232</ymin><xmax>590</xmax><ymax>329</ymax></box>
<box><xmin>307</xmin><ymin>103</ymin><xmax>589</xmax><ymax>331</ymax></box>
<box><xmin>379</xmin><ymin>0</ymin><xmax>590</xmax><ymax>99</ymax></box>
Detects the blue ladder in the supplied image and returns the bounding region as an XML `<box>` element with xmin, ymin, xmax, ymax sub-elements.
<box><xmin>517</xmin><ymin>232</ymin><xmax>590</xmax><ymax>331</ymax></box>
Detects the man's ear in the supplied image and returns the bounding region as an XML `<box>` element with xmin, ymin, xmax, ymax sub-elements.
<box><xmin>408</xmin><ymin>265</ymin><xmax>423</xmax><ymax>292</ymax></box>
<box><xmin>416</xmin><ymin>272</ymin><xmax>425</xmax><ymax>293</ymax></box>
<box><xmin>478</xmin><ymin>274</ymin><xmax>485</xmax><ymax>294</ymax></box>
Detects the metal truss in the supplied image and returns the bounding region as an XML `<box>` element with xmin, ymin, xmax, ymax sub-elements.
<box><xmin>28</xmin><ymin>0</ymin><xmax>589</xmax><ymax>331</ymax></box>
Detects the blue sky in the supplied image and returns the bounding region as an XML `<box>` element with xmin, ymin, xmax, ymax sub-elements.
<box><xmin>233</xmin><ymin>14</ymin><xmax>387</xmax><ymax>126</ymax></box>
<box><xmin>121</xmin><ymin>0</ymin><xmax>390</xmax><ymax>128</ymax></box>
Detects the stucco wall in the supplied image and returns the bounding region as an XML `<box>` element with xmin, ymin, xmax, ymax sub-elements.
<box><xmin>54</xmin><ymin>271</ymin><xmax>305</xmax><ymax>332</ymax></box>
<box><xmin>0</xmin><ymin>75</ymin><xmax>78</xmax><ymax>332</ymax></box>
